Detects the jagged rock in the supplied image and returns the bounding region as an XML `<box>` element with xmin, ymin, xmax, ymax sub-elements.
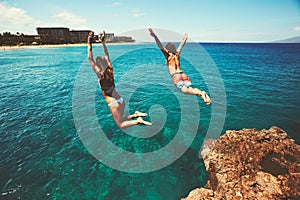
<box><xmin>182</xmin><ymin>126</ymin><xmax>300</xmax><ymax>200</ymax></box>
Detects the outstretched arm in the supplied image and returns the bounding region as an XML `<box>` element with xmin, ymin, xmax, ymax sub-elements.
<box><xmin>100</xmin><ymin>31</ymin><xmax>112</xmax><ymax>68</ymax></box>
<box><xmin>148</xmin><ymin>28</ymin><xmax>168</xmax><ymax>57</ymax></box>
<box><xmin>88</xmin><ymin>31</ymin><xmax>101</xmax><ymax>74</ymax></box>
<box><xmin>149</xmin><ymin>28</ymin><xmax>164</xmax><ymax>49</ymax></box>
<box><xmin>177</xmin><ymin>33</ymin><xmax>188</xmax><ymax>55</ymax></box>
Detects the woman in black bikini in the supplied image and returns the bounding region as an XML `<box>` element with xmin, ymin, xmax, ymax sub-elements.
<box><xmin>88</xmin><ymin>31</ymin><xmax>152</xmax><ymax>128</ymax></box>
<box><xmin>148</xmin><ymin>28</ymin><xmax>211</xmax><ymax>105</ymax></box>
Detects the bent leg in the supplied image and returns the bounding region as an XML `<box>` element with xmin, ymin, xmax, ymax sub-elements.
<box><xmin>110</xmin><ymin>101</ymin><xmax>128</xmax><ymax>128</ymax></box>
<box><xmin>118</xmin><ymin>117</ymin><xmax>152</xmax><ymax>129</ymax></box>
<box><xmin>117</xmin><ymin>119</ymin><xmax>139</xmax><ymax>129</ymax></box>
<box><xmin>111</xmin><ymin>110</ymin><xmax>138</xmax><ymax>129</ymax></box>
<box><xmin>180</xmin><ymin>86</ymin><xmax>211</xmax><ymax>105</ymax></box>
<box><xmin>126</xmin><ymin>111</ymin><xmax>148</xmax><ymax>119</ymax></box>
<box><xmin>110</xmin><ymin>103</ymin><xmax>151</xmax><ymax>129</ymax></box>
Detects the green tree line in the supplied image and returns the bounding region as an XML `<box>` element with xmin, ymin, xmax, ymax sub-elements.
<box><xmin>0</xmin><ymin>32</ymin><xmax>41</xmax><ymax>46</ymax></box>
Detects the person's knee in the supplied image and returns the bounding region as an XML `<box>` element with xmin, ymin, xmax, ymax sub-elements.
<box><xmin>112</xmin><ymin>116</ymin><xmax>123</xmax><ymax>128</ymax></box>
<box><xmin>118</xmin><ymin>123</ymin><xmax>125</xmax><ymax>129</ymax></box>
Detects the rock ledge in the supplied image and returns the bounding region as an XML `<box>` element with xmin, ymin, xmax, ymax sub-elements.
<box><xmin>183</xmin><ymin>126</ymin><xmax>300</xmax><ymax>200</ymax></box>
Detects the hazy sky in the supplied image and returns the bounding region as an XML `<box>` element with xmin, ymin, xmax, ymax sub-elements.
<box><xmin>0</xmin><ymin>0</ymin><xmax>299</xmax><ymax>42</ymax></box>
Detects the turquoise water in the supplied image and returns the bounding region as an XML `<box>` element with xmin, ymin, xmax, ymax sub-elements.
<box><xmin>0</xmin><ymin>43</ymin><xmax>299</xmax><ymax>199</ymax></box>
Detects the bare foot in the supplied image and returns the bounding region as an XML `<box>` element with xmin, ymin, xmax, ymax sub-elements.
<box><xmin>137</xmin><ymin>117</ymin><xmax>152</xmax><ymax>126</ymax></box>
<box><xmin>134</xmin><ymin>111</ymin><xmax>147</xmax><ymax>118</ymax></box>
<box><xmin>200</xmin><ymin>91</ymin><xmax>211</xmax><ymax>105</ymax></box>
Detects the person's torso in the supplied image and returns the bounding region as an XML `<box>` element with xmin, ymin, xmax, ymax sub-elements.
<box><xmin>167</xmin><ymin>53</ymin><xmax>181</xmax><ymax>75</ymax></box>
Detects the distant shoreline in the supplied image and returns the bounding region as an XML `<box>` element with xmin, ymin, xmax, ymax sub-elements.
<box><xmin>1</xmin><ymin>41</ymin><xmax>299</xmax><ymax>51</ymax></box>
<box><xmin>0</xmin><ymin>42</ymin><xmax>140</xmax><ymax>51</ymax></box>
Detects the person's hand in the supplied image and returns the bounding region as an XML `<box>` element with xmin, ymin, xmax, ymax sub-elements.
<box><xmin>148</xmin><ymin>28</ymin><xmax>156</xmax><ymax>37</ymax></box>
<box><xmin>88</xmin><ymin>31</ymin><xmax>94</xmax><ymax>43</ymax></box>
<box><xmin>183</xmin><ymin>33</ymin><xmax>188</xmax><ymax>39</ymax></box>
<box><xmin>100</xmin><ymin>30</ymin><xmax>106</xmax><ymax>42</ymax></box>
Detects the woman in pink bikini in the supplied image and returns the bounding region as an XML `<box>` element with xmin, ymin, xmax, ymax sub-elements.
<box><xmin>88</xmin><ymin>31</ymin><xmax>152</xmax><ymax>129</ymax></box>
<box><xmin>149</xmin><ymin>28</ymin><xmax>211</xmax><ymax>105</ymax></box>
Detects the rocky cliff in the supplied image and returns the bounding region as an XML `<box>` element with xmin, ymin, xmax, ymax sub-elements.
<box><xmin>183</xmin><ymin>126</ymin><xmax>300</xmax><ymax>200</ymax></box>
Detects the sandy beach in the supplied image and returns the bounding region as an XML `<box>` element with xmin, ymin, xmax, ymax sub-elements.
<box><xmin>0</xmin><ymin>42</ymin><xmax>141</xmax><ymax>51</ymax></box>
<box><xmin>0</xmin><ymin>43</ymin><xmax>86</xmax><ymax>50</ymax></box>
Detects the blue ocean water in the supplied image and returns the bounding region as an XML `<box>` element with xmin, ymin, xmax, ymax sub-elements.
<box><xmin>0</xmin><ymin>43</ymin><xmax>299</xmax><ymax>199</ymax></box>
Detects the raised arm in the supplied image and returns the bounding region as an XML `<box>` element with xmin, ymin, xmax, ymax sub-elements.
<box><xmin>177</xmin><ymin>33</ymin><xmax>188</xmax><ymax>55</ymax></box>
<box><xmin>87</xmin><ymin>31</ymin><xmax>101</xmax><ymax>74</ymax></box>
<box><xmin>148</xmin><ymin>28</ymin><xmax>168</xmax><ymax>56</ymax></box>
<box><xmin>100</xmin><ymin>31</ymin><xmax>112</xmax><ymax>68</ymax></box>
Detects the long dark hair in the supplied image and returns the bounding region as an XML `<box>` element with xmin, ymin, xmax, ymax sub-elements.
<box><xmin>96</xmin><ymin>56</ymin><xmax>113</xmax><ymax>82</ymax></box>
